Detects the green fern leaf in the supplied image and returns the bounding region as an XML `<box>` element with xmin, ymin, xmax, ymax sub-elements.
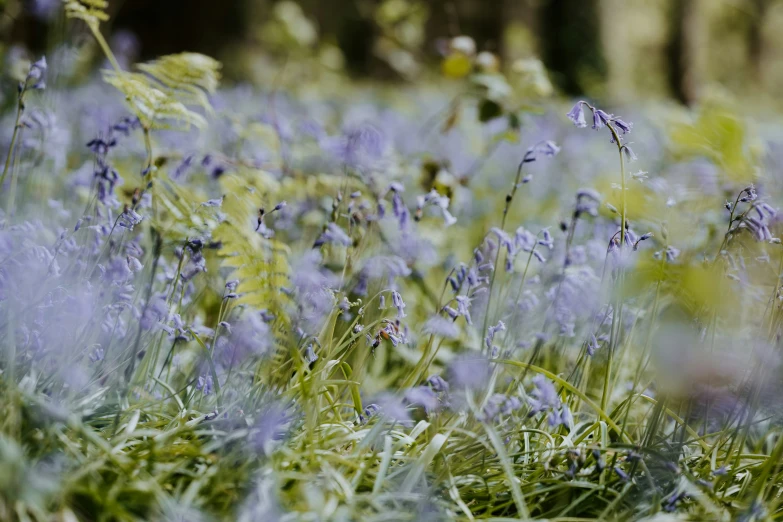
<box><xmin>213</xmin><ymin>173</ymin><xmax>294</xmax><ymax>377</ymax></box>
<box><xmin>137</xmin><ymin>53</ymin><xmax>221</xmax><ymax>114</ymax></box>
<box><xmin>102</xmin><ymin>70</ymin><xmax>208</xmax><ymax>131</ymax></box>
<box><xmin>63</xmin><ymin>0</ymin><xmax>109</xmax><ymax>29</ymax></box>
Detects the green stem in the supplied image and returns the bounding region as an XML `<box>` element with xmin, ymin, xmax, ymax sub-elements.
<box><xmin>0</xmin><ymin>98</ymin><xmax>25</xmax><ymax>193</ymax></box>
<box><xmin>5</xmin><ymin>127</ymin><xmax>25</xmax><ymax>219</ymax></box>
<box><xmin>600</xmin><ymin>127</ymin><xmax>627</xmax><ymax>413</ymax></box>
<box><xmin>88</xmin><ymin>23</ymin><xmax>123</xmax><ymax>73</ymax></box>
<box><xmin>482</xmin><ymin>159</ymin><xmax>529</xmax><ymax>350</ymax></box>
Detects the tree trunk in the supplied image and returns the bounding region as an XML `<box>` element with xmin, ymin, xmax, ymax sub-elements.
<box><xmin>539</xmin><ymin>0</ymin><xmax>606</xmax><ymax>96</ymax></box>
<box><xmin>667</xmin><ymin>0</ymin><xmax>704</xmax><ymax>106</ymax></box>
<box><xmin>748</xmin><ymin>0</ymin><xmax>771</xmax><ymax>85</ymax></box>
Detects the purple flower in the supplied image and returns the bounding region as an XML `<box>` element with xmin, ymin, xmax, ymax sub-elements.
<box><xmin>576</xmin><ymin>188</ymin><xmax>601</xmax><ymax>202</ymax></box>
<box><xmin>322</xmin><ymin>122</ymin><xmax>386</xmax><ymax>171</ymax></box>
<box><xmin>26</xmin><ymin>57</ymin><xmax>47</xmax><ymax>90</ymax></box>
<box><xmin>566</xmin><ymin>102</ymin><xmax>587</xmax><ymax>128</ymax></box>
<box><xmin>416</xmin><ymin>190</ymin><xmax>457</xmax><ymax>227</ymax></box>
<box><xmin>426</xmin><ymin>374</ymin><xmax>450</xmax><ymax>393</ymax></box>
<box><xmin>587</xmin><ymin>333</ymin><xmax>599</xmax><ymax>356</ymax></box>
<box><xmin>528</xmin><ymin>375</ymin><xmax>571</xmax><ymax>427</ymax></box>
<box><xmin>613</xmin><ymin>119</ymin><xmax>632</xmax><ymax>134</ymax></box>
<box><xmin>118</xmin><ymin>209</ymin><xmax>143</xmax><ymax>230</ymax></box>
<box><xmin>405</xmin><ymin>386</ymin><xmax>439</xmax><ymax>412</ymax></box>
<box><xmin>514</xmin><ymin>227</ymin><xmax>537</xmax><ymax>252</ymax></box>
<box><xmin>448</xmin><ymin>355</ymin><xmax>491</xmax><ymax>390</ymax></box>
<box><xmin>422</xmin><ymin>315</ymin><xmax>460</xmax><ymax>339</ymax></box>
<box><xmin>455</xmin><ymin>295</ymin><xmax>473</xmax><ymax>325</ymax></box>
<box><xmin>303</xmin><ymin>344</ymin><xmax>318</xmax><ymax>364</ymax></box>
<box><xmin>201</xmin><ymin>196</ymin><xmax>223</xmax><ymax>208</ymax></box>
<box><xmin>482</xmin><ymin>393</ymin><xmax>522</xmax><ymax>421</ymax></box>
<box><xmin>218</xmin><ymin>312</ymin><xmax>271</xmax><ymax>367</ymax></box>
<box><xmin>534</xmin><ymin>140</ymin><xmax>561</xmax><ymax>158</ymax></box>
<box><xmin>485</xmin><ymin>320</ymin><xmax>506</xmax><ymax>349</ymax></box>
<box><xmin>372</xmin><ymin>393</ymin><xmax>412</xmax><ymax>425</ymax></box>
<box><xmin>314</xmin><ymin>223</ymin><xmax>352</xmax><ymax>247</ymax></box>
<box><xmin>196</xmin><ymin>374</ymin><xmax>214</xmax><ymax>395</ymax></box>
<box><xmin>391</xmin><ymin>191</ymin><xmax>410</xmax><ymax>231</ymax></box>
<box><xmin>391</xmin><ymin>290</ymin><xmax>407</xmax><ymax>319</ymax></box>
<box><xmin>592</xmin><ymin>109</ymin><xmax>610</xmax><ymax>130</ymax></box>
<box><xmin>614</xmin><ymin>467</ymin><xmax>629</xmax><ymax>481</ymax></box>
<box><xmin>251</xmin><ymin>401</ymin><xmax>295</xmax><ymax>455</ymax></box>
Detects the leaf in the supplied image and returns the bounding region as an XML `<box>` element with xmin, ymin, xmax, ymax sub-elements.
<box><xmin>63</xmin><ymin>0</ymin><xmax>109</xmax><ymax>29</ymax></box>
<box><xmin>471</xmin><ymin>73</ymin><xmax>513</xmax><ymax>102</ymax></box>
<box><xmin>103</xmin><ymin>71</ymin><xmax>208</xmax><ymax>131</ymax></box>
<box><xmin>213</xmin><ymin>173</ymin><xmax>294</xmax><ymax>383</ymax></box>
<box><xmin>137</xmin><ymin>53</ymin><xmax>221</xmax><ymax>114</ymax></box>
<box><xmin>669</xmin><ymin>104</ymin><xmax>758</xmax><ymax>184</ymax></box>
<box><xmin>102</xmin><ymin>53</ymin><xmax>221</xmax><ymax>131</ymax></box>
<box><xmin>478</xmin><ymin>98</ymin><xmax>503</xmax><ymax>123</ymax></box>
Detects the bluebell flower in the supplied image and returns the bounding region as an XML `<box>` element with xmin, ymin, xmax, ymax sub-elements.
<box><xmin>251</xmin><ymin>401</ymin><xmax>295</xmax><ymax>455</ymax></box>
<box><xmin>426</xmin><ymin>374</ymin><xmax>450</xmax><ymax>393</ymax></box>
<box><xmin>322</xmin><ymin>122</ymin><xmax>386</xmax><ymax>171</ymax></box>
<box><xmin>538</xmin><ymin>229</ymin><xmax>554</xmax><ymax>250</ymax></box>
<box><xmin>201</xmin><ymin>196</ymin><xmax>223</xmax><ymax>208</ymax></box>
<box><xmin>218</xmin><ymin>312</ymin><xmax>271</xmax><ymax>367</ymax></box>
<box><xmin>422</xmin><ymin>315</ymin><xmax>459</xmax><ymax>339</ymax></box>
<box><xmin>447</xmin><ymin>355</ymin><xmax>490</xmax><ymax>390</ymax></box>
<box><xmin>587</xmin><ymin>333</ymin><xmax>600</xmax><ymax>356</ymax></box>
<box><xmin>482</xmin><ymin>393</ymin><xmax>522</xmax><ymax>421</ymax></box>
<box><xmin>314</xmin><ymin>223</ymin><xmax>352</xmax><ymax>247</ymax></box>
<box><xmin>576</xmin><ymin>188</ymin><xmax>601</xmax><ymax>202</ymax></box>
<box><xmin>391</xmin><ymin>191</ymin><xmax>410</xmax><ymax>231</ymax></box>
<box><xmin>405</xmin><ymin>386</ymin><xmax>439</xmax><ymax>412</ymax></box>
<box><xmin>528</xmin><ymin>375</ymin><xmax>562</xmax><ymax>423</ymax></box>
<box><xmin>592</xmin><ymin>109</ymin><xmax>610</xmax><ymax>130</ymax></box>
<box><xmin>485</xmin><ymin>320</ymin><xmax>506</xmax><ymax>349</ymax></box>
<box><xmin>391</xmin><ymin>290</ymin><xmax>407</xmax><ymax>319</ymax></box>
<box><xmin>372</xmin><ymin>393</ymin><xmax>412</xmax><ymax>426</ymax></box>
<box><xmin>614</xmin><ymin>467</ymin><xmax>629</xmax><ymax>481</ymax></box>
<box><xmin>455</xmin><ymin>295</ymin><xmax>473</xmax><ymax>325</ymax></box>
<box><xmin>196</xmin><ymin>374</ymin><xmax>214</xmax><ymax>395</ymax></box>
<box><xmin>26</xmin><ymin>56</ymin><xmax>47</xmax><ymax>90</ymax></box>
<box><xmin>514</xmin><ymin>227</ymin><xmax>537</xmax><ymax>252</ymax></box>
<box><xmin>566</xmin><ymin>102</ymin><xmax>587</xmax><ymax>128</ymax></box>
<box><xmin>303</xmin><ymin>344</ymin><xmax>318</xmax><ymax>364</ymax></box>
<box><xmin>613</xmin><ymin>118</ymin><xmax>632</xmax><ymax>134</ymax></box>
<box><xmin>416</xmin><ymin>190</ymin><xmax>457</xmax><ymax>227</ymax></box>
<box><xmin>118</xmin><ymin>209</ymin><xmax>143</xmax><ymax>230</ymax></box>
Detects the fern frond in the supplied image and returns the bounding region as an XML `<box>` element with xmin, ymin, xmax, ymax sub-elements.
<box><xmin>102</xmin><ymin>70</ymin><xmax>208</xmax><ymax>131</ymax></box>
<box><xmin>63</xmin><ymin>0</ymin><xmax>109</xmax><ymax>29</ymax></box>
<box><xmin>137</xmin><ymin>53</ymin><xmax>221</xmax><ymax>113</ymax></box>
<box><xmin>147</xmin><ymin>171</ymin><xmax>218</xmax><ymax>241</ymax></box>
<box><xmin>213</xmin><ymin>173</ymin><xmax>294</xmax><ymax>380</ymax></box>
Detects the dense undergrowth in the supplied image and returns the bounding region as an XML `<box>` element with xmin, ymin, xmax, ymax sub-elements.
<box><xmin>1</xmin><ymin>3</ymin><xmax>783</xmax><ymax>521</ymax></box>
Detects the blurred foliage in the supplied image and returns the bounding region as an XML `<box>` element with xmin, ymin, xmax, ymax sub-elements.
<box><xmin>669</xmin><ymin>101</ymin><xmax>761</xmax><ymax>184</ymax></box>
<box><xmin>0</xmin><ymin>1</ymin><xmax>783</xmax><ymax>522</ymax></box>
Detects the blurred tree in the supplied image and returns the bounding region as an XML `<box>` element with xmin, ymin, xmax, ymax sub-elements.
<box><xmin>111</xmin><ymin>0</ymin><xmax>247</xmax><ymax>61</ymax></box>
<box><xmin>666</xmin><ymin>0</ymin><xmax>704</xmax><ymax>105</ymax></box>
<box><xmin>425</xmin><ymin>0</ymin><xmax>505</xmax><ymax>56</ymax></box>
<box><xmin>747</xmin><ymin>0</ymin><xmax>772</xmax><ymax>84</ymax></box>
<box><xmin>296</xmin><ymin>0</ymin><xmax>377</xmax><ymax>76</ymax></box>
<box><xmin>539</xmin><ymin>0</ymin><xmax>606</xmax><ymax>95</ymax></box>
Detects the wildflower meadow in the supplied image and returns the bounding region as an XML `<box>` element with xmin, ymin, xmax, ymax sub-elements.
<box><xmin>1</xmin><ymin>1</ymin><xmax>783</xmax><ymax>521</ymax></box>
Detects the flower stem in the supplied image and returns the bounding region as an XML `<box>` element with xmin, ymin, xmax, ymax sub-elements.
<box><xmin>482</xmin><ymin>160</ymin><xmax>527</xmax><ymax>350</ymax></box>
<box><xmin>0</xmin><ymin>97</ymin><xmax>25</xmax><ymax>193</ymax></box>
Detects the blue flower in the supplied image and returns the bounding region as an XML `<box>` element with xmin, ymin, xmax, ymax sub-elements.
<box><xmin>566</xmin><ymin>102</ymin><xmax>587</xmax><ymax>128</ymax></box>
